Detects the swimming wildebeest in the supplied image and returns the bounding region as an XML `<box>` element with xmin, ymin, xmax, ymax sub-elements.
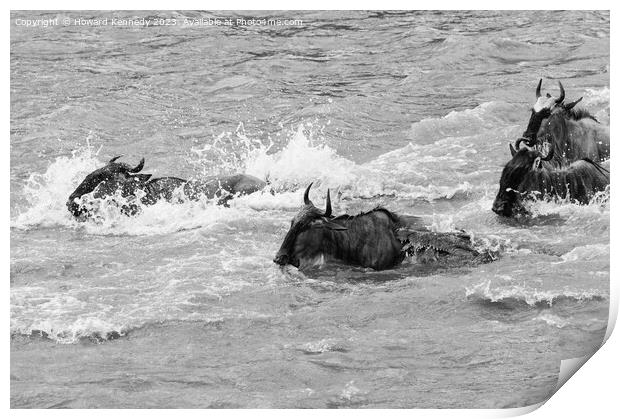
<box><xmin>273</xmin><ymin>183</ymin><xmax>497</xmax><ymax>271</ymax></box>
<box><xmin>66</xmin><ymin>156</ymin><xmax>267</xmax><ymax>218</ymax></box>
<box><xmin>492</xmin><ymin>145</ymin><xmax>610</xmax><ymax>217</ymax></box>
<box><xmin>515</xmin><ymin>79</ymin><xmax>609</xmax><ymax>164</ymax></box>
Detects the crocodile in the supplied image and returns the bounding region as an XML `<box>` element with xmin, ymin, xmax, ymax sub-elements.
<box><xmin>397</xmin><ymin>228</ymin><xmax>499</xmax><ymax>265</ymax></box>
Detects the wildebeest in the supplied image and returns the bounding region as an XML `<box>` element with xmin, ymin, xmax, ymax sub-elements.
<box><xmin>520</xmin><ymin>78</ymin><xmax>566</xmax><ymax>144</ymax></box>
<box><xmin>274</xmin><ymin>184</ymin><xmax>497</xmax><ymax>271</ymax></box>
<box><xmin>515</xmin><ymin>79</ymin><xmax>609</xmax><ymax>164</ymax></box>
<box><xmin>534</xmin><ymin>103</ymin><xmax>609</xmax><ymax>164</ymax></box>
<box><xmin>66</xmin><ymin>155</ymin><xmax>267</xmax><ymax>218</ymax></box>
<box><xmin>492</xmin><ymin>145</ymin><xmax>609</xmax><ymax>217</ymax></box>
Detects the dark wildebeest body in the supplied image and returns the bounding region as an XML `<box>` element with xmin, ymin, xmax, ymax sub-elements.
<box><xmin>492</xmin><ymin>146</ymin><xmax>609</xmax><ymax>217</ymax></box>
<box><xmin>516</xmin><ymin>79</ymin><xmax>609</xmax><ymax>165</ymax></box>
<box><xmin>142</xmin><ymin>174</ymin><xmax>266</xmax><ymax>203</ymax></box>
<box><xmin>274</xmin><ymin>184</ymin><xmax>497</xmax><ymax>271</ymax></box>
<box><xmin>299</xmin><ymin>208</ymin><xmax>409</xmax><ymax>270</ymax></box>
<box><xmin>67</xmin><ymin>156</ymin><xmax>266</xmax><ymax>218</ymax></box>
<box><xmin>535</xmin><ymin>109</ymin><xmax>609</xmax><ymax>164</ymax></box>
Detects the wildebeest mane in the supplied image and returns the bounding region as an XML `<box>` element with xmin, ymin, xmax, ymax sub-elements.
<box><xmin>563</xmin><ymin>107</ymin><xmax>598</xmax><ymax>123</ymax></box>
<box><xmin>581</xmin><ymin>158</ymin><xmax>609</xmax><ymax>176</ymax></box>
<box><xmin>332</xmin><ymin>206</ymin><xmax>425</xmax><ymax>232</ymax></box>
<box><xmin>522</xmin><ymin>158</ymin><xmax>609</xmax><ymax>204</ymax></box>
<box><xmin>333</xmin><ymin>206</ymin><xmax>401</xmax><ymax>224</ymax></box>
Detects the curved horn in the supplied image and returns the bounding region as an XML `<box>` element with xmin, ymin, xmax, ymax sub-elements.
<box><xmin>109</xmin><ymin>155</ymin><xmax>123</xmax><ymax>163</ymax></box>
<box><xmin>515</xmin><ymin>138</ymin><xmax>526</xmax><ymax>150</ymax></box>
<box><xmin>324</xmin><ymin>189</ymin><xmax>332</xmax><ymax>217</ymax></box>
<box><xmin>535</xmin><ymin>79</ymin><xmax>542</xmax><ymax>98</ymax></box>
<box><xmin>128</xmin><ymin>158</ymin><xmax>145</xmax><ymax>173</ymax></box>
<box><xmin>541</xmin><ymin>145</ymin><xmax>555</xmax><ymax>161</ymax></box>
<box><xmin>556</xmin><ymin>81</ymin><xmax>565</xmax><ymax>104</ymax></box>
<box><xmin>303</xmin><ymin>182</ymin><xmax>313</xmax><ymax>205</ymax></box>
<box><xmin>509</xmin><ymin>143</ymin><xmax>517</xmax><ymax>157</ymax></box>
<box><xmin>563</xmin><ymin>97</ymin><xmax>583</xmax><ymax>111</ymax></box>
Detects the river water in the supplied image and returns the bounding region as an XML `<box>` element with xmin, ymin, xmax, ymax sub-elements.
<box><xmin>10</xmin><ymin>10</ymin><xmax>610</xmax><ymax>408</ymax></box>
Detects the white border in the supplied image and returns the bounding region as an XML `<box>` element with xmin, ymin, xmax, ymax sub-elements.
<box><xmin>5</xmin><ymin>2</ymin><xmax>617</xmax><ymax>417</ymax></box>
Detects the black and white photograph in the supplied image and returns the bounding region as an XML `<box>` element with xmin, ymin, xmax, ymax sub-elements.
<box><xmin>9</xmin><ymin>7</ymin><xmax>611</xmax><ymax>410</ymax></box>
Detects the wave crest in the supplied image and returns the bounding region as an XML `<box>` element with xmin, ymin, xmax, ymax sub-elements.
<box><xmin>466</xmin><ymin>279</ymin><xmax>606</xmax><ymax>307</ymax></box>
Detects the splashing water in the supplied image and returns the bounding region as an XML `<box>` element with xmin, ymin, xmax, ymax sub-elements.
<box><xmin>244</xmin><ymin>123</ymin><xmax>358</xmax><ymax>192</ymax></box>
<box><xmin>465</xmin><ymin>279</ymin><xmax>606</xmax><ymax>308</ymax></box>
<box><xmin>12</xmin><ymin>145</ymin><xmax>103</xmax><ymax>230</ymax></box>
<box><xmin>189</xmin><ymin>122</ymin><xmax>272</xmax><ymax>177</ymax></box>
<box><xmin>11</xmin><ymin>123</ymin><xmax>362</xmax><ymax>234</ymax></box>
<box><xmin>11</xmin><ymin>108</ymin><xmax>611</xmax><ymax>237</ymax></box>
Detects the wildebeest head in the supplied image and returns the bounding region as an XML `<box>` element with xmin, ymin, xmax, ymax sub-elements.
<box><xmin>520</xmin><ymin>79</ymin><xmax>566</xmax><ymax>144</ymax></box>
<box><xmin>273</xmin><ymin>183</ymin><xmax>347</xmax><ymax>268</ymax></box>
<box><xmin>492</xmin><ymin>142</ymin><xmax>555</xmax><ymax>217</ymax></box>
<box><xmin>66</xmin><ymin>156</ymin><xmax>151</xmax><ymax>217</ymax></box>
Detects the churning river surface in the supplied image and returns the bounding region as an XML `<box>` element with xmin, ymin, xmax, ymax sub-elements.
<box><xmin>10</xmin><ymin>10</ymin><xmax>610</xmax><ymax>408</ymax></box>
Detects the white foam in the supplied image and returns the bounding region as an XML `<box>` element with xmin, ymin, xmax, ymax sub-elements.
<box><xmin>12</xmin><ymin>119</ymin><xmax>500</xmax><ymax>235</ymax></box>
<box><xmin>560</xmin><ymin>244</ymin><xmax>610</xmax><ymax>263</ymax></box>
<box><xmin>583</xmin><ymin>87</ymin><xmax>610</xmax><ymax>124</ymax></box>
<box><xmin>301</xmin><ymin>338</ymin><xmax>346</xmax><ymax>354</ymax></box>
<box><xmin>524</xmin><ymin>185</ymin><xmax>610</xmax><ymax>224</ymax></box>
<box><xmin>534</xmin><ymin>313</ymin><xmax>569</xmax><ymax>328</ymax></box>
<box><xmin>245</xmin><ymin>124</ymin><xmax>358</xmax><ymax>191</ymax></box>
<box><xmin>340</xmin><ymin>381</ymin><xmax>362</xmax><ymax>401</ymax></box>
<box><xmin>465</xmin><ymin>279</ymin><xmax>606</xmax><ymax>307</ymax></box>
<box><xmin>12</xmin><ymin>145</ymin><xmax>102</xmax><ymax>230</ymax></box>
